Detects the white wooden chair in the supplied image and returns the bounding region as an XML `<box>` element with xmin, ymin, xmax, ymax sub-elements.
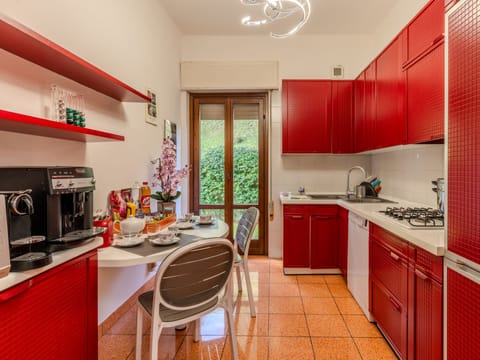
<box><xmin>234</xmin><ymin>207</ymin><xmax>260</xmax><ymax>317</ymax></box>
<box><xmin>135</xmin><ymin>238</ymin><xmax>238</xmax><ymax>360</ymax></box>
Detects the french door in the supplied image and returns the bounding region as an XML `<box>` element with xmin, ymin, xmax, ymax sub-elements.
<box><xmin>189</xmin><ymin>93</ymin><xmax>268</xmax><ymax>255</ymax></box>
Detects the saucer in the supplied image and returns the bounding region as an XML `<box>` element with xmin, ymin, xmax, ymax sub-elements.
<box><xmin>198</xmin><ymin>219</ymin><xmax>214</xmax><ymax>225</ymax></box>
<box><xmin>149</xmin><ymin>236</ymin><xmax>180</xmax><ymax>246</ymax></box>
<box><xmin>175</xmin><ymin>222</ymin><xmax>195</xmax><ymax>230</ymax></box>
<box><xmin>113</xmin><ymin>234</ymin><xmax>145</xmax><ymax>247</ymax></box>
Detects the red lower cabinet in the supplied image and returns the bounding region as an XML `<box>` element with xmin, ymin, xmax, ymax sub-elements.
<box><xmin>310</xmin><ymin>206</ymin><xmax>338</xmax><ymax>269</ymax></box>
<box><xmin>370</xmin><ymin>224</ymin><xmax>443</xmax><ymax>359</ymax></box>
<box><xmin>283</xmin><ymin>206</ymin><xmax>309</xmax><ymax>268</ymax></box>
<box><xmin>338</xmin><ymin>207</ymin><xmax>348</xmax><ymax>279</ymax></box>
<box><xmin>0</xmin><ymin>250</ymin><xmax>98</xmax><ymax>359</ymax></box>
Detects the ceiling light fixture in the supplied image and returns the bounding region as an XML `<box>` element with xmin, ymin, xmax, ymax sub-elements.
<box><xmin>240</xmin><ymin>0</ymin><xmax>311</xmax><ymax>39</ymax></box>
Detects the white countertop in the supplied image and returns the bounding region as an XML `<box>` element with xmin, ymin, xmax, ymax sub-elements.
<box><xmin>0</xmin><ymin>237</ymin><xmax>103</xmax><ymax>293</ymax></box>
<box><xmin>280</xmin><ymin>194</ymin><xmax>445</xmax><ymax>256</ymax></box>
<box><xmin>97</xmin><ymin>220</ymin><xmax>230</xmax><ymax>268</ymax></box>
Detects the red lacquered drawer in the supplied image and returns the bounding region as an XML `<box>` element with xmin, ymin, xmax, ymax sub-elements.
<box><xmin>283</xmin><ymin>205</ymin><xmax>307</xmax><ymax>214</ymax></box>
<box><xmin>413</xmin><ymin>247</ymin><xmax>444</xmax><ymax>283</ymax></box>
<box><xmin>371</xmin><ymin>224</ymin><xmax>408</xmax><ymax>256</ymax></box>
<box><xmin>308</xmin><ymin>205</ymin><xmax>338</xmax><ymax>216</ymax></box>
<box><xmin>371</xmin><ymin>279</ymin><xmax>407</xmax><ymax>358</ymax></box>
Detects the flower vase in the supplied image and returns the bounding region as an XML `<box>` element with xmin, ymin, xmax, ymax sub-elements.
<box><xmin>157</xmin><ymin>201</ymin><xmax>176</xmax><ymax>216</ymax></box>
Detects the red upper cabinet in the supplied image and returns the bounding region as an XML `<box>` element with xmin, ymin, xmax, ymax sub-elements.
<box><xmin>354</xmin><ymin>71</ymin><xmax>367</xmax><ymax>152</ymax></box>
<box><xmin>331</xmin><ymin>81</ymin><xmax>354</xmax><ymax>153</ymax></box>
<box><xmin>376</xmin><ymin>36</ymin><xmax>406</xmax><ymax>148</ymax></box>
<box><xmin>364</xmin><ymin>62</ymin><xmax>377</xmax><ymax>150</ymax></box>
<box><xmin>405</xmin><ymin>0</ymin><xmax>444</xmax><ymax>64</ymax></box>
<box><xmin>282</xmin><ymin>80</ymin><xmax>332</xmax><ymax>153</ymax></box>
<box><xmin>406</xmin><ymin>43</ymin><xmax>444</xmax><ymax>144</ymax></box>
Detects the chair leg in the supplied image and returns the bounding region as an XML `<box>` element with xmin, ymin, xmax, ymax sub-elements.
<box><xmin>135</xmin><ymin>307</ymin><xmax>143</xmax><ymax>360</ymax></box>
<box><xmin>225</xmin><ymin>307</ymin><xmax>239</xmax><ymax>360</ymax></box>
<box><xmin>150</xmin><ymin>323</ymin><xmax>162</xmax><ymax>360</ymax></box>
<box><xmin>235</xmin><ymin>265</ymin><xmax>242</xmax><ymax>292</ymax></box>
<box><xmin>243</xmin><ymin>261</ymin><xmax>256</xmax><ymax>317</ymax></box>
<box><xmin>193</xmin><ymin>319</ymin><xmax>201</xmax><ymax>342</ymax></box>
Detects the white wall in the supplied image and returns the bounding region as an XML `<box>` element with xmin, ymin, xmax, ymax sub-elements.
<box><xmin>0</xmin><ymin>0</ymin><xmax>182</xmax><ymax>322</ymax></box>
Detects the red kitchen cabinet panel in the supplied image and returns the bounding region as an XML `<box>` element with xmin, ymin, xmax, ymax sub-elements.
<box><xmin>370</xmin><ymin>279</ymin><xmax>407</xmax><ymax>358</ymax></box>
<box><xmin>331</xmin><ymin>81</ymin><xmax>354</xmax><ymax>153</ymax></box>
<box><xmin>408</xmin><ymin>264</ymin><xmax>443</xmax><ymax>360</ymax></box>
<box><xmin>407</xmin><ymin>43</ymin><xmax>444</xmax><ymax>144</ymax></box>
<box><xmin>310</xmin><ymin>206</ymin><xmax>339</xmax><ymax>269</ymax></box>
<box><xmin>364</xmin><ymin>62</ymin><xmax>377</xmax><ymax>150</ymax></box>
<box><xmin>406</xmin><ymin>0</ymin><xmax>444</xmax><ymax>63</ymax></box>
<box><xmin>0</xmin><ymin>251</ymin><xmax>98</xmax><ymax>359</ymax></box>
<box><xmin>354</xmin><ymin>71</ymin><xmax>366</xmax><ymax>152</ymax></box>
<box><xmin>448</xmin><ymin>0</ymin><xmax>480</xmax><ymax>264</ymax></box>
<box><xmin>283</xmin><ymin>206</ymin><xmax>309</xmax><ymax>268</ymax></box>
<box><xmin>446</xmin><ymin>266</ymin><xmax>480</xmax><ymax>359</ymax></box>
<box><xmin>282</xmin><ymin>80</ymin><xmax>332</xmax><ymax>153</ymax></box>
<box><xmin>338</xmin><ymin>207</ymin><xmax>348</xmax><ymax>279</ymax></box>
<box><xmin>375</xmin><ymin>36</ymin><xmax>406</xmax><ymax>148</ymax></box>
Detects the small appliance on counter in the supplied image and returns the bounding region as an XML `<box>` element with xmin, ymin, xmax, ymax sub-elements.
<box><xmin>0</xmin><ymin>167</ymin><xmax>105</xmax><ymax>253</ymax></box>
<box><xmin>0</xmin><ymin>190</ymin><xmax>52</xmax><ymax>271</ymax></box>
<box><xmin>0</xmin><ymin>195</ymin><xmax>11</xmax><ymax>277</ymax></box>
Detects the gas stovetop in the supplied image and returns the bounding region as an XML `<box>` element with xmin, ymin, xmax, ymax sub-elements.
<box><xmin>378</xmin><ymin>207</ymin><xmax>444</xmax><ymax>230</ymax></box>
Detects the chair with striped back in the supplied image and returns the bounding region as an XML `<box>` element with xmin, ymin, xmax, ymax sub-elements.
<box><xmin>234</xmin><ymin>207</ymin><xmax>260</xmax><ymax>317</ymax></box>
<box><xmin>135</xmin><ymin>238</ymin><xmax>238</xmax><ymax>360</ymax></box>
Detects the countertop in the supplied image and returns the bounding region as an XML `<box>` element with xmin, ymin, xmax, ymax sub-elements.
<box><xmin>280</xmin><ymin>193</ymin><xmax>445</xmax><ymax>256</ymax></box>
<box><xmin>0</xmin><ymin>237</ymin><xmax>103</xmax><ymax>292</ymax></box>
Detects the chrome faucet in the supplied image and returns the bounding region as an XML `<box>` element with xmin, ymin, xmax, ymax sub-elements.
<box><xmin>346</xmin><ymin>166</ymin><xmax>366</xmax><ymax>198</ymax></box>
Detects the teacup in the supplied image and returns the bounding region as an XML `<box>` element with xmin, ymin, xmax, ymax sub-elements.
<box><xmin>157</xmin><ymin>231</ymin><xmax>175</xmax><ymax>243</ymax></box>
<box><xmin>184</xmin><ymin>212</ymin><xmax>194</xmax><ymax>221</ymax></box>
<box><xmin>199</xmin><ymin>214</ymin><xmax>212</xmax><ymax>223</ymax></box>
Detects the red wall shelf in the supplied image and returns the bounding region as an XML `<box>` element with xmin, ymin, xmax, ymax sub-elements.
<box><xmin>0</xmin><ymin>13</ymin><xmax>150</xmax><ymax>103</ymax></box>
<box><xmin>0</xmin><ymin>109</ymin><xmax>125</xmax><ymax>142</ymax></box>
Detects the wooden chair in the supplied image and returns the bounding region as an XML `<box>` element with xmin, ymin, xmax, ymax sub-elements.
<box><xmin>234</xmin><ymin>207</ymin><xmax>260</xmax><ymax>317</ymax></box>
<box><xmin>135</xmin><ymin>238</ymin><xmax>238</xmax><ymax>360</ymax></box>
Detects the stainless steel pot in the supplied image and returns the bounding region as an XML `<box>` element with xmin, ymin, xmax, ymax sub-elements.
<box><xmin>432</xmin><ymin>178</ymin><xmax>445</xmax><ymax>213</ymax></box>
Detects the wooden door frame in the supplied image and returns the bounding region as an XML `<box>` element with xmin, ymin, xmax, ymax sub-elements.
<box><xmin>188</xmin><ymin>92</ymin><xmax>269</xmax><ymax>255</ymax></box>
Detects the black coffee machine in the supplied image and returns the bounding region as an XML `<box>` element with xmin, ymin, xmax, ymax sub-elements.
<box><xmin>0</xmin><ymin>167</ymin><xmax>104</xmax><ymax>253</ymax></box>
<box><xmin>0</xmin><ymin>190</ymin><xmax>52</xmax><ymax>271</ymax></box>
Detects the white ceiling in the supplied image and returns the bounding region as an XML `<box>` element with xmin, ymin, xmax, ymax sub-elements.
<box><xmin>160</xmin><ymin>0</ymin><xmax>401</xmax><ymax>36</ymax></box>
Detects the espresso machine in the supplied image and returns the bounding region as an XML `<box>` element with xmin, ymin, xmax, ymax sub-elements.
<box><xmin>0</xmin><ymin>167</ymin><xmax>104</xmax><ymax>254</ymax></box>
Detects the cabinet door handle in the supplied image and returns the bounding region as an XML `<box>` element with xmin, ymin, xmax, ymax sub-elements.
<box><xmin>414</xmin><ymin>269</ymin><xmax>429</xmax><ymax>281</ymax></box>
<box><xmin>390</xmin><ymin>251</ymin><xmax>400</xmax><ymax>261</ymax></box>
<box><xmin>0</xmin><ymin>280</ymin><xmax>32</xmax><ymax>303</ymax></box>
<box><xmin>389</xmin><ymin>296</ymin><xmax>402</xmax><ymax>312</ymax></box>
<box><xmin>290</xmin><ymin>215</ymin><xmax>303</xmax><ymax>220</ymax></box>
<box><xmin>432</xmin><ymin>34</ymin><xmax>444</xmax><ymax>45</ymax></box>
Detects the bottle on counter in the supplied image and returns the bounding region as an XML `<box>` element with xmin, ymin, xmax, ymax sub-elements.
<box><xmin>131</xmin><ymin>181</ymin><xmax>141</xmax><ymax>215</ymax></box>
<box><xmin>140</xmin><ymin>181</ymin><xmax>151</xmax><ymax>214</ymax></box>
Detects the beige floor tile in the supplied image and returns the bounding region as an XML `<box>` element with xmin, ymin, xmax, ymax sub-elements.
<box><xmin>269</xmin><ymin>283</ymin><xmax>300</xmax><ymax>297</ymax></box>
<box><xmin>246</xmin><ymin>260</ymin><xmax>270</xmax><ymax>273</ymax></box>
<box><xmin>327</xmin><ymin>283</ymin><xmax>353</xmax><ymax>298</ymax></box>
<box><xmin>343</xmin><ymin>315</ymin><xmax>382</xmax><ymax>337</ymax></box>
<box><xmin>269</xmin><ymin>259</ymin><xmax>284</xmax><ymax>273</ymax></box>
<box><xmin>296</xmin><ymin>275</ymin><xmax>327</xmax><ymax>284</ymax></box>
<box><xmin>306</xmin><ymin>315</ymin><xmax>350</xmax><ymax>337</ymax></box>
<box><xmin>133</xmin><ymin>333</ymin><xmax>185</xmax><ymax>360</ymax></box>
<box><xmin>269</xmin><ymin>337</ymin><xmax>315</xmax><ymax>360</ymax></box>
<box><xmin>323</xmin><ymin>275</ymin><xmax>346</xmax><ymax>285</ymax></box>
<box><xmin>269</xmin><ymin>272</ymin><xmax>298</xmax><ymax>284</ymax></box>
<box><xmin>299</xmin><ymin>283</ymin><xmax>332</xmax><ymax>297</ymax></box>
<box><xmin>302</xmin><ymin>297</ymin><xmax>339</xmax><ymax>315</ymax></box>
<box><xmin>98</xmin><ymin>334</ymin><xmax>136</xmax><ymax>360</ymax></box>
<box><xmin>311</xmin><ymin>337</ymin><xmax>362</xmax><ymax>360</ymax></box>
<box><xmin>234</xmin><ymin>313</ymin><xmax>269</xmax><ymax>336</ymax></box>
<box><xmin>191</xmin><ymin>311</ymin><xmax>229</xmax><ymax>337</ymax></box>
<box><xmin>175</xmin><ymin>335</ymin><xmax>226</xmax><ymax>360</ymax></box>
<box><xmin>237</xmin><ymin>270</ymin><xmax>270</xmax><ymax>284</ymax></box>
<box><xmin>269</xmin><ymin>296</ymin><xmax>304</xmax><ymax>314</ymax></box>
<box><xmin>235</xmin><ymin>282</ymin><xmax>269</xmax><ymax>298</ymax></box>
<box><xmin>335</xmin><ymin>298</ymin><xmax>364</xmax><ymax>315</ymax></box>
<box><xmin>221</xmin><ymin>336</ymin><xmax>269</xmax><ymax>360</ymax></box>
<box><xmin>234</xmin><ymin>296</ymin><xmax>269</xmax><ymax>315</ymax></box>
<box><xmin>269</xmin><ymin>314</ymin><xmax>309</xmax><ymax>336</ymax></box>
<box><xmin>354</xmin><ymin>338</ymin><xmax>398</xmax><ymax>360</ymax></box>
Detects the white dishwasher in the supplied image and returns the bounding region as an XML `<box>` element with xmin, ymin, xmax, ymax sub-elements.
<box><xmin>347</xmin><ymin>212</ymin><xmax>374</xmax><ymax>321</ymax></box>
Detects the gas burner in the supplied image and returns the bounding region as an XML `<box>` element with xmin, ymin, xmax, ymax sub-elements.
<box><xmin>379</xmin><ymin>207</ymin><xmax>444</xmax><ymax>229</ymax></box>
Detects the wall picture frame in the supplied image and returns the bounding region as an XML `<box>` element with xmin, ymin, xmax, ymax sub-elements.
<box><xmin>146</xmin><ymin>89</ymin><xmax>158</xmax><ymax>125</ymax></box>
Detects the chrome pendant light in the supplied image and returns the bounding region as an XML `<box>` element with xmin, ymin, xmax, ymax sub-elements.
<box><xmin>240</xmin><ymin>0</ymin><xmax>311</xmax><ymax>38</ymax></box>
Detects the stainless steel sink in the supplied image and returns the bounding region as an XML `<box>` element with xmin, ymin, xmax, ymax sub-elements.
<box><xmin>307</xmin><ymin>194</ymin><xmax>345</xmax><ymax>200</ymax></box>
<box><xmin>342</xmin><ymin>197</ymin><xmax>397</xmax><ymax>204</ymax></box>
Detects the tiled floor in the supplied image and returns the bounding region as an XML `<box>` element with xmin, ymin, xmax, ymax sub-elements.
<box><xmin>98</xmin><ymin>256</ymin><xmax>398</xmax><ymax>359</ymax></box>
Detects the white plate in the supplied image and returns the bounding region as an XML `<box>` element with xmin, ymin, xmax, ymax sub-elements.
<box><xmin>149</xmin><ymin>236</ymin><xmax>180</xmax><ymax>246</ymax></box>
<box><xmin>113</xmin><ymin>234</ymin><xmax>145</xmax><ymax>247</ymax></box>
<box><xmin>175</xmin><ymin>222</ymin><xmax>195</xmax><ymax>230</ymax></box>
<box><xmin>198</xmin><ymin>219</ymin><xmax>214</xmax><ymax>225</ymax></box>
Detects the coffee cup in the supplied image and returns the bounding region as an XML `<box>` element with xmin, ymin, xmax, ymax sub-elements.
<box><xmin>157</xmin><ymin>231</ymin><xmax>175</xmax><ymax>243</ymax></box>
<box><xmin>184</xmin><ymin>212</ymin><xmax>194</xmax><ymax>221</ymax></box>
<box><xmin>199</xmin><ymin>214</ymin><xmax>212</xmax><ymax>223</ymax></box>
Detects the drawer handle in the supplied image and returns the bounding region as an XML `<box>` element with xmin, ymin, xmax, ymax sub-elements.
<box><xmin>389</xmin><ymin>296</ymin><xmax>401</xmax><ymax>312</ymax></box>
<box><xmin>0</xmin><ymin>280</ymin><xmax>32</xmax><ymax>303</ymax></box>
<box><xmin>432</xmin><ymin>34</ymin><xmax>444</xmax><ymax>45</ymax></box>
<box><xmin>290</xmin><ymin>215</ymin><xmax>303</xmax><ymax>220</ymax></box>
<box><xmin>390</xmin><ymin>252</ymin><xmax>400</xmax><ymax>261</ymax></box>
<box><xmin>414</xmin><ymin>269</ymin><xmax>429</xmax><ymax>281</ymax></box>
